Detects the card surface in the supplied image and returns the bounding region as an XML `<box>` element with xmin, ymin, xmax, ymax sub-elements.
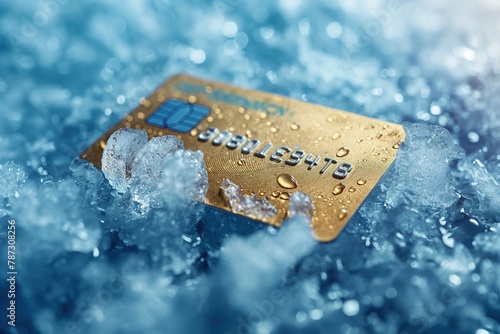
<box><xmin>81</xmin><ymin>75</ymin><xmax>405</xmax><ymax>241</ymax></box>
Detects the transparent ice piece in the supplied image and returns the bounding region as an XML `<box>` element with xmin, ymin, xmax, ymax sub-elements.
<box><xmin>129</xmin><ymin>135</ymin><xmax>184</xmax><ymax>212</ymax></box>
<box><xmin>457</xmin><ymin>153</ymin><xmax>500</xmax><ymax>220</ymax></box>
<box><xmin>101</xmin><ymin>128</ymin><xmax>148</xmax><ymax>193</ymax></box>
<box><xmin>220</xmin><ymin>178</ymin><xmax>278</xmax><ymax>221</ymax></box>
<box><xmin>159</xmin><ymin>149</ymin><xmax>209</xmax><ymax>204</ymax></box>
<box><xmin>385</xmin><ymin>122</ymin><xmax>465</xmax><ymax>210</ymax></box>
<box><xmin>131</xmin><ymin>135</ymin><xmax>184</xmax><ymax>180</ymax></box>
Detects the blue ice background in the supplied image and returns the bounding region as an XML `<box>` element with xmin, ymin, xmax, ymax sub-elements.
<box><xmin>1</xmin><ymin>0</ymin><xmax>500</xmax><ymax>333</ymax></box>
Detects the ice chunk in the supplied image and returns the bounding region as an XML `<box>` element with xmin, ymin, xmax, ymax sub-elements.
<box><xmin>159</xmin><ymin>149</ymin><xmax>208</xmax><ymax>203</ymax></box>
<box><xmin>107</xmin><ymin>145</ymin><xmax>208</xmax><ymax>275</ymax></box>
<box><xmin>101</xmin><ymin>128</ymin><xmax>148</xmax><ymax>193</ymax></box>
<box><xmin>101</xmin><ymin>128</ymin><xmax>206</xmax><ymax>215</ymax></box>
<box><xmin>220</xmin><ymin>178</ymin><xmax>278</xmax><ymax>220</ymax></box>
<box><xmin>288</xmin><ymin>192</ymin><xmax>315</xmax><ymax>219</ymax></box>
<box><xmin>129</xmin><ymin>135</ymin><xmax>184</xmax><ymax>212</ymax></box>
<box><xmin>456</xmin><ymin>152</ymin><xmax>500</xmax><ymax>220</ymax></box>
<box><xmin>70</xmin><ymin>158</ymin><xmax>112</xmax><ymax>214</ymax></box>
<box><xmin>131</xmin><ymin>135</ymin><xmax>184</xmax><ymax>180</ymax></box>
<box><xmin>385</xmin><ymin>122</ymin><xmax>465</xmax><ymax>210</ymax></box>
<box><xmin>0</xmin><ymin>161</ymin><xmax>26</xmax><ymax>199</ymax></box>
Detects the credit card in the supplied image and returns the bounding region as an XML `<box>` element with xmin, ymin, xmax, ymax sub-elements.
<box><xmin>81</xmin><ymin>75</ymin><xmax>405</xmax><ymax>241</ymax></box>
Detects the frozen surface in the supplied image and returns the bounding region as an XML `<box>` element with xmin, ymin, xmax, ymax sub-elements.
<box><xmin>1</xmin><ymin>0</ymin><xmax>500</xmax><ymax>333</ymax></box>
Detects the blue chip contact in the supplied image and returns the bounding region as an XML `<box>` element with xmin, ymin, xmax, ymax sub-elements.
<box><xmin>147</xmin><ymin>99</ymin><xmax>209</xmax><ymax>133</ymax></box>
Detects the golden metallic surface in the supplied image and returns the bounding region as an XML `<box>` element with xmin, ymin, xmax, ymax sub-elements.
<box><xmin>81</xmin><ymin>74</ymin><xmax>405</xmax><ymax>242</ymax></box>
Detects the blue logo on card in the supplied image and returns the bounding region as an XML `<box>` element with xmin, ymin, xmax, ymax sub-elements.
<box><xmin>147</xmin><ymin>99</ymin><xmax>209</xmax><ymax>133</ymax></box>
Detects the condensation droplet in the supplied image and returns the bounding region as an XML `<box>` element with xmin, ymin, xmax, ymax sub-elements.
<box><xmin>349</xmin><ymin>186</ymin><xmax>356</xmax><ymax>192</ymax></box>
<box><xmin>338</xmin><ymin>209</ymin><xmax>347</xmax><ymax>220</ymax></box>
<box><xmin>259</xmin><ymin>191</ymin><xmax>265</xmax><ymax>196</ymax></box>
<box><xmin>280</xmin><ymin>192</ymin><xmax>290</xmax><ymax>200</ymax></box>
<box><xmin>188</xmin><ymin>95</ymin><xmax>197</xmax><ymax>103</ymax></box>
<box><xmin>336</xmin><ymin>147</ymin><xmax>350</xmax><ymax>157</ymax></box>
<box><xmin>392</xmin><ymin>143</ymin><xmax>401</xmax><ymax>149</ymax></box>
<box><xmin>357</xmin><ymin>179</ymin><xmax>367</xmax><ymax>185</ymax></box>
<box><xmin>99</xmin><ymin>140</ymin><xmax>106</xmax><ymax>150</ymax></box>
<box><xmin>190</xmin><ymin>129</ymin><xmax>198</xmax><ymax>136</ymax></box>
<box><xmin>139</xmin><ymin>98</ymin><xmax>151</xmax><ymax>107</ymax></box>
<box><xmin>271</xmin><ymin>190</ymin><xmax>281</xmax><ymax>197</ymax></box>
<box><xmin>332</xmin><ymin>183</ymin><xmax>345</xmax><ymax>195</ymax></box>
<box><xmin>277</xmin><ymin>174</ymin><xmax>298</xmax><ymax>189</ymax></box>
<box><xmin>332</xmin><ymin>132</ymin><xmax>341</xmax><ymax>140</ymax></box>
<box><xmin>382</xmin><ymin>158</ymin><xmax>388</xmax><ymax>162</ymax></box>
<box><xmin>237</xmin><ymin>158</ymin><xmax>246</xmax><ymax>166</ymax></box>
<box><xmin>290</xmin><ymin>123</ymin><xmax>300</xmax><ymax>130</ymax></box>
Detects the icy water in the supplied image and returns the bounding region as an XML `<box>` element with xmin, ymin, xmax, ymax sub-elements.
<box><xmin>1</xmin><ymin>1</ymin><xmax>500</xmax><ymax>333</ymax></box>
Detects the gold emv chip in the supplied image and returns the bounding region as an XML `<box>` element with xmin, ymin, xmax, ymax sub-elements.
<box><xmin>81</xmin><ymin>75</ymin><xmax>405</xmax><ymax>242</ymax></box>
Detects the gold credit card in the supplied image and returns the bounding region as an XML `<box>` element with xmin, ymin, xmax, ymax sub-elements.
<box><xmin>81</xmin><ymin>75</ymin><xmax>405</xmax><ymax>242</ymax></box>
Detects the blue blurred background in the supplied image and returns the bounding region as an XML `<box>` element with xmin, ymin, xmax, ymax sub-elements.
<box><xmin>1</xmin><ymin>0</ymin><xmax>500</xmax><ymax>333</ymax></box>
